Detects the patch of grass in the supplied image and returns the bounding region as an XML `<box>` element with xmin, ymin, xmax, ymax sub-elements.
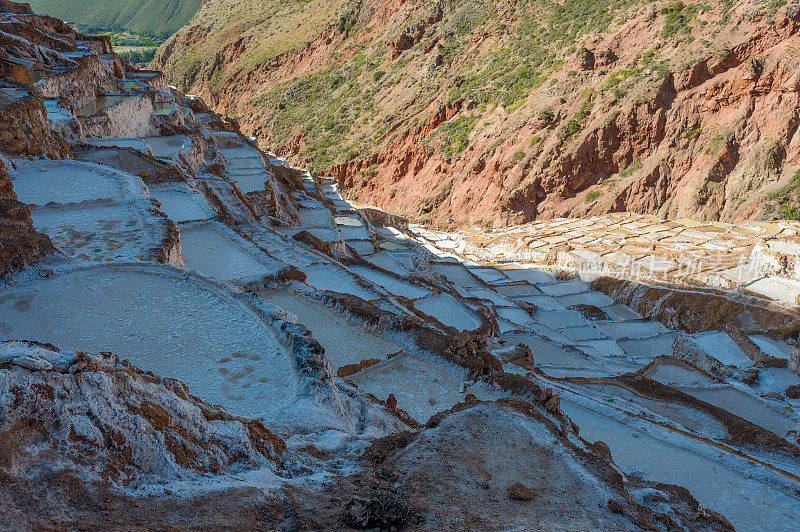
<box><xmin>513</xmin><ymin>150</ymin><xmax>526</xmax><ymax>162</ymax></box>
<box><xmin>585</xmin><ymin>190</ymin><xmax>602</xmax><ymax>203</ymax></box>
<box><xmin>619</xmin><ymin>161</ymin><xmax>642</xmax><ymax>178</ymax></box>
<box><xmin>685</xmin><ymin>128</ymin><xmax>702</xmax><ymax>140</ymax></box>
<box><xmin>661</xmin><ymin>1</ymin><xmax>701</xmax><ymax>38</ymax></box>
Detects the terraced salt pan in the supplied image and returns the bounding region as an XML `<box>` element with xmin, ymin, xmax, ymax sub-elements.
<box><xmin>467</xmin><ymin>267</ymin><xmax>508</xmax><ymax>283</ymax></box>
<box><xmin>646</xmin><ymin>362</ymin><xmax>715</xmax><ymax>386</ymax></box>
<box><xmin>493</xmin><ymin>283</ymin><xmax>542</xmax><ymax>298</ymax></box>
<box><xmin>378</xmin><ymin>240</ymin><xmax>410</xmax><ymax>251</ymax></box>
<box><xmin>10</xmin><ymin>159</ymin><xmax>147</xmax><ymax>205</ymax></box>
<box><xmin>555</xmin><ymin>291</ymin><xmax>615</xmax><ymax>307</ymax></box>
<box><xmin>261</xmin><ymin>291</ymin><xmax>402</xmax><ymax>368</ymax></box>
<box><xmin>348</xmin><ymin>265</ymin><xmax>430</xmax><ymax>299</ymax></box>
<box><xmin>414</xmin><ymin>293</ymin><xmax>482</xmax><ymax>331</ymax></box>
<box><xmin>179</xmin><ymin>221</ymin><xmax>283</xmax><ymax>282</ymax></box>
<box><xmin>348</xmin><ymin>355</ymin><xmax>495</xmax><ymax>422</ymax></box>
<box><xmin>596</xmin><ymin>320</ymin><xmax>667</xmax><ymax>339</ymax></box>
<box><xmin>581</xmin><ymin>384</ymin><xmax>728</xmax><ymax>439</ymax></box>
<box><xmin>537</xmin><ymin>278</ymin><xmax>590</xmax><ymax>296</ymax></box>
<box><xmin>691</xmin><ymin>332</ymin><xmax>751</xmax><ymax>367</ymax></box>
<box><xmin>744</xmin><ymin>277</ymin><xmax>800</xmax><ymax>306</ymax></box>
<box><xmin>299</xmin><ymin>208</ymin><xmax>333</xmax><ymax>227</ymax></box>
<box><xmin>429</xmin><ymin>263</ymin><xmax>482</xmax><ymax>288</ymax></box>
<box><xmin>0</xmin><ymin>266</ymin><xmax>298</xmax><ymax>418</ymax></box>
<box><xmin>677</xmin><ymin>386</ymin><xmax>796</xmax><ymax>436</ymax></box>
<box><xmin>748</xmin><ymin>335</ymin><xmax>792</xmax><ymax>359</ymax></box>
<box><xmin>559</xmin><ymin>401</ymin><xmax>800</xmax><ymax>530</ymax></box>
<box><xmin>230</xmin><ymin>170</ymin><xmax>269</xmax><ymax>194</ymax></box>
<box><xmin>334</xmin><ymin>216</ymin><xmax>363</xmax><ymax>227</ymax></box>
<box><xmin>502</xmin><ymin>333</ymin><xmax>601</xmax><ymax>370</ymax></box>
<box><xmin>511</xmin><ymin>294</ymin><xmax>567</xmax><ymax>311</ymax></box>
<box><xmin>29</xmin><ymin>202</ymin><xmax>166</xmax><ymax>262</ymax></box>
<box><xmin>339</xmin><ymin>225</ymin><xmax>371</xmax><ymax>240</ymax></box>
<box><xmin>345</xmin><ymin>240</ymin><xmax>375</xmax><ymax>255</ymax></box>
<box><xmin>43</xmin><ymin>98</ymin><xmax>74</xmax><ymax>122</ymax></box>
<box><xmin>303</xmin><ymin>264</ymin><xmax>379</xmax><ymax>300</ymax></box>
<box><xmin>81</xmin><ymin>137</ymin><xmax>152</xmax><ymax>153</ymax></box>
<box><xmin>149</xmin><ymin>184</ymin><xmax>216</xmax><ymax>223</ymax></box>
<box><xmin>365</xmin><ymin>250</ymin><xmax>415</xmax><ymax>275</ymax></box>
<box><xmin>560</xmin><ymin>326</ymin><xmax>605</xmax><ymax>342</ymax></box>
<box><xmin>619</xmin><ymin>333</ymin><xmax>679</xmax><ymax>359</ymax></box>
<box><xmin>534</xmin><ymin>309</ymin><xmax>591</xmax><ymax>329</ymax></box>
<box><xmin>467</xmin><ymin>288</ymin><xmax>515</xmax><ymax>306</ymax></box>
<box><xmin>498</xmin><ymin>267</ymin><xmax>557</xmax><ymax>284</ymax></box>
<box><xmin>273</xmin><ymin>226</ymin><xmax>340</xmax><ymax>241</ymax></box>
<box><xmin>496</xmin><ymin>306</ymin><xmax>534</xmax><ymax>326</ymax></box>
<box><xmin>145</xmin><ymin>135</ymin><xmax>193</xmax><ymax>159</ymax></box>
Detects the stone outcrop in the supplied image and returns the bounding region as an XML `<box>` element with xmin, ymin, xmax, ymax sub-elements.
<box><xmin>0</xmin><ymin>157</ymin><xmax>54</xmax><ymax>276</ymax></box>
<box><xmin>0</xmin><ymin>342</ymin><xmax>286</xmax><ymax>489</ymax></box>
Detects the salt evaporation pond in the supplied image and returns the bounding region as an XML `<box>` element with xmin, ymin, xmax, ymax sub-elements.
<box><xmin>0</xmin><ymin>266</ymin><xmax>298</xmax><ymax>418</ymax></box>
<box><xmin>560</xmin><ymin>401</ymin><xmax>800</xmax><ymax>531</ymax></box>
<box><xmin>262</xmin><ymin>291</ymin><xmax>402</xmax><ymax>368</ymax></box>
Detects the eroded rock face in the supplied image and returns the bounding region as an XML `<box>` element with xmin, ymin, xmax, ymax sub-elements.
<box><xmin>0</xmin><ymin>341</ymin><xmax>286</xmax><ymax>491</ymax></box>
<box><xmin>156</xmin><ymin>0</ymin><xmax>800</xmax><ymax>228</ymax></box>
<box><xmin>0</xmin><ymin>158</ymin><xmax>54</xmax><ymax>276</ymax></box>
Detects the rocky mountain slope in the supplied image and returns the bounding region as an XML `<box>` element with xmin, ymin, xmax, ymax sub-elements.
<box><xmin>156</xmin><ymin>0</ymin><xmax>800</xmax><ymax>228</ymax></box>
<box><xmin>3</xmin><ymin>1</ymin><xmax>800</xmax><ymax>528</ymax></box>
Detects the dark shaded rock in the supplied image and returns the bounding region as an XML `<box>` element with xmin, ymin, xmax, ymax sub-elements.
<box><xmin>341</xmin><ymin>491</ymin><xmax>412</xmax><ymax>529</ymax></box>
<box><xmin>506</xmin><ymin>482</ymin><xmax>532</xmax><ymax>501</ymax></box>
<box><xmin>786</xmin><ymin>385</ymin><xmax>800</xmax><ymax>399</ymax></box>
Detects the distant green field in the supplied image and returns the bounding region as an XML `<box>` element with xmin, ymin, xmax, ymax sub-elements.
<box><xmin>28</xmin><ymin>0</ymin><xmax>202</xmax><ymax>39</ymax></box>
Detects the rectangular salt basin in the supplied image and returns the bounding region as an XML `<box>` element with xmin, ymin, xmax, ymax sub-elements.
<box><xmin>348</xmin><ymin>355</ymin><xmax>494</xmax><ymax>422</ymax></box>
<box><xmin>618</xmin><ymin>332</ymin><xmax>679</xmax><ymax>359</ymax></box>
<box><xmin>346</xmin><ymin>240</ymin><xmax>376</xmax><ymax>255</ymax></box>
<box><xmin>744</xmin><ymin>277</ymin><xmax>800</xmax><ymax>306</ymax></box>
<box><xmin>691</xmin><ymin>332</ymin><xmax>751</xmax><ymax>368</ymax></box>
<box><xmin>146</xmin><ymin>135</ymin><xmax>193</xmax><ymax>159</ymax></box>
<box><xmin>230</xmin><ymin>170</ymin><xmax>269</xmax><ymax>193</ymax></box>
<box><xmin>11</xmin><ymin>160</ymin><xmax>138</xmax><ymax>205</ymax></box>
<box><xmin>596</xmin><ymin>320</ymin><xmax>667</xmax><ymax>339</ymax></box>
<box><xmin>502</xmin><ymin>333</ymin><xmax>600</xmax><ymax>369</ymax></box>
<box><xmin>149</xmin><ymin>185</ymin><xmax>216</xmax><ymax>222</ymax></box>
<box><xmin>556</xmin><ymin>291</ymin><xmax>615</xmax><ymax>307</ymax></box>
<box><xmin>468</xmin><ymin>288</ymin><xmax>515</xmax><ymax>307</ymax></box>
<box><xmin>303</xmin><ymin>264</ymin><xmax>379</xmax><ymax>300</ymax></box>
<box><xmin>512</xmin><ymin>294</ymin><xmax>567</xmax><ymax>311</ymax></box>
<box><xmin>348</xmin><ymin>265</ymin><xmax>431</xmax><ymax>299</ymax></box>
<box><xmin>262</xmin><ymin>291</ymin><xmax>402</xmax><ymax>368</ymax></box>
<box><xmin>414</xmin><ymin>293</ymin><xmax>482</xmax><ymax>331</ymax></box>
<box><xmin>748</xmin><ymin>335</ymin><xmax>792</xmax><ymax>359</ymax></box>
<box><xmin>30</xmin><ymin>203</ymin><xmax>162</xmax><ymax>262</ymax></box>
<box><xmin>498</xmin><ymin>268</ymin><xmax>557</xmax><ymax>284</ymax></box>
<box><xmin>560</xmin><ymin>326</ymin><xmax>605</xmax><ymax>342</ymax></box>
<box><xmin>468</xmin><ymin>267</ymin><xmax>509</xmax><ymax>283</ymax></box>
<box><xmin>534</xmin><ymin>309</ymin><xmax>590</xmax><ymax>329</ymax></box>
<box><xmin>430</xmin><ymin>263</ymin><xmax>483</xmax><ymax>288</ymax></box>
<box><xmin>537</xmin><ymin>278</ymin><xmax>590</xmax><ymax>296</ymax></box>
<box><xmin>299</xmin><ymin>208</ymin><xmax>333</xmax><ymax>227</ymax></box>
<box><xmin>494</xmin><ymin>283</ymin><xmax>542</xmax><ymax>298</ymax></box>
<box><xmin>496</xmin><ymin>306</ymin><xmax>534</xmax><ymax>326</ymax></box>
<box><xmin>677</xmin><ymin>386</ymin><xmax>796</xmax><ymax>436</ymax></box>
<box><xmin>179</xmin><ymin>222</ymin><xmax>282</xmax><ymax>281</ymax></box>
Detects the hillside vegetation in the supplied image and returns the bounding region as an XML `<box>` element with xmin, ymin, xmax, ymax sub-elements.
<box><xmin>155</xmin><ymin>0</ymin><xmax>800</xmax><ymax>228</ymax></box>
<box><xmin>29</xmin><ymin>0</ymin><xmax>201</xmax><ymax>39</ymax></box>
